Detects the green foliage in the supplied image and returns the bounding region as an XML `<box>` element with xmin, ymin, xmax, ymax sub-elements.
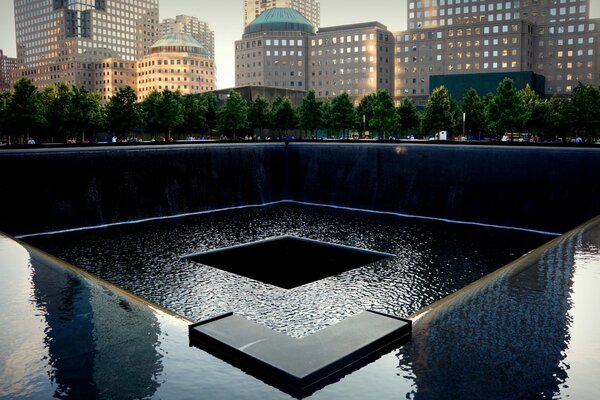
<box><xmin>355</xmin><ymin>93</ymin><xmax>376</xmax><ymax>136</ymax></box>
<box><xmin>298</xmin><ymin>90</ymin><xmax>322</xmax><ymax>136</ymax></box>
<box><xmin>69</xmin><ymin>85</ymin><xmax>102</xmax><ymax>142</ymax></box>
<box><xmin>248</xmin><ymin>96</ymin><xmax>271</xmax><ymax>137</ymax></box>
<box><xmin>329</xmin><ymin>92</ymin><xmax>355</xmax><ymax>138</ymax></box>
<box><xmin>181</xmin><ymin>94</ymin><xmax>207</xmax><ymax>136</ymax></box>
<box><xmin>217</xmin><ymin>90</ymin><xmax>248</xmax><ymax>139</ymax></box>
<box><xmin>157</xmin><ymin>89</ymin><xmax>184</xmax><ymax>139</ymax></box>
<box><xmin>486</xmin><ymin>78</ymin><xmax>528</xmax><ymax>137</ymax></box>
<box><xmin>320</xmin><ymin>99</ymin><xmax>334</xmax><ymax>137</ymax></box>
<box><xmin>270</xmin><ymin>96</ymin><xmax>297</xmax><ymax>138</ymax></box>
<box><xmin>397</xmin><ymin>97</ymin><xmax>420</xmax><ymax>138</ymax></box>
<box><xmin>103</xmin><ymin>85</ymin><xmax>140</xmax><ymax>136</ymax></box>
<box><xmin>200</xmin><ymin>92</ymin><xmax>218</xmax><ymax>137</ymax></box>
<box><xmin>422</xmin><ymin>86</ymin><xmax>456</xmax><ymax>135</ymax></box>
<box><xmin>461</xmin><ymin>88</ymin><xmax>485</xmax><ymax>138</ymax></box>
<box><xmin>8</xmin><ymin>78</ymin><xmax>47</xmax><ymax>141</ymax></box>
<box><xmin>370</xmin><ymin>89</ymin><xmax>399</xmax><ymax>139</ymax></box>
<box><xmin>0</xmin><ymin>91</ymin><xmax>12</xmax><ymax>140</ymax></box>
<box><xmin>561</xmin><ymin>82</ymin><xmax>600</xmax><ymax>140</ymax></box>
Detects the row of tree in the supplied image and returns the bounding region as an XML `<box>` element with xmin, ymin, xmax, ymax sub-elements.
<box><xmin>424</xmin><ymin>79</ymin><xmax>600</xmax><ymax>142</ymax></box>
<box><xmin>1</xmin><ymin>77</ymin><xmax>599</xmax><ymax>144</ymax></box>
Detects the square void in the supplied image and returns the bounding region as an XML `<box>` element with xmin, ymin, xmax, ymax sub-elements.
<box><xmin>185</xmin><ymin>236</ymin><xmax>392</xmax><ymax>289</ymax></box>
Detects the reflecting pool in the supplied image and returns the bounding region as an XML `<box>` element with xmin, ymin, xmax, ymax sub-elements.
<box><xmin>24</xmin><ymin>203</ymin><xmax>551</xmax><ymax>338</ymax></box>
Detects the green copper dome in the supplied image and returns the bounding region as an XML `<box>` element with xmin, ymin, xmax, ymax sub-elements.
<box><xmin>245</xmin><ymin>8</ymin><xmax>314</xmax><ymax>35</ymax></box>
<box><xmin>150</xmin><ymin>32</ymin><xmax>208</xmax><ymax>55</ymax></box>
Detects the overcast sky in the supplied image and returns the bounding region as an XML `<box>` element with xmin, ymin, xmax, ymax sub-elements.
<box><xmin>1</xmin><ymin>0</ymin><xmax>598</xmax><ymax>89</ymax></box>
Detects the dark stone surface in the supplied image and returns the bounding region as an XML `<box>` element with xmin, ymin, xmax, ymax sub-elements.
<box><xmin>2</xmin><ymin>143</ymin><xmax>599</xmax><ymax>236</ymax></box>
<box><xmin>0</xmin><ymin>144</ymin><xmax>286</xmax><ymax>236</ymax></box>
<box><xmin>184</xmin><ymin>235</ymin><xmax>391</xmax><ymax>289</ymax></box>
<box><xmin>286</xmin><ymin>143</ymin><xmax>600</xmax><ymax>233</ymax></box>
<box><xmin>189</xmin><ymin>310</ymin><xmax>411</xmax><ymax>397</ymax></box>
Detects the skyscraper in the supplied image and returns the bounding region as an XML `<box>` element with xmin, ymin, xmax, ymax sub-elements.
<box><xmin>0</xmin><ymin>49</ymin><xmax>17</xmax><ymax>91</ymax></box>
<box><xmin>14</xmin><ymin>0</ymin><xmax>159</xmax><ymax>89</ymax></box>
<box><xmin>160</xmin><ymin>15</ymin><xmax>215</xmax><ymax>60</ymax></box>
<box><xmin>243</xmin><ymin>0</ymin><xmax>320</xmax><ymax>29</ymax></box>
<box><xmin>395</xmin><ymin>0</ymin><xmax>600</xmax><ymax>104</ymax></box>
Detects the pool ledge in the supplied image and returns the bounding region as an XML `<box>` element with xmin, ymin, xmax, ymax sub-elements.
<box><xmin>189</xmin><ymin>310</ymin><xmax>411</xmax><ymax>397</ymax></box>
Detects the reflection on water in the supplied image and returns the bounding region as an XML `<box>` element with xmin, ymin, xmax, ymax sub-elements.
<box><xmin>3</xmin><ymin>211</ymin><xmax>600</xmax><ymax>399</ymax></box>
<box><xmin>386</xmin><ymin>221</ymin><xmax>600</xmax><ymax>400</ymax></box>
<box><xmin>560</xmin><ymin>242</ymin><xmax>600</xmax><ymax>399</ymax></box>
<box><xmin>25</xmin><ymin>203</ymin><xmax>551</xmax><ymax>338</ymax></box>
<box><xmin>0</xmin><ymin>235</ymin><xmax>165</xmax><ymax>400</ymax></box>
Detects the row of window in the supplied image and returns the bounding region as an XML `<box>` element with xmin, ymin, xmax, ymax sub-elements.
<box><xmin>311</xmin><ymin>34</ymin><xmax>378</xmax><ymax>46</ymax></box>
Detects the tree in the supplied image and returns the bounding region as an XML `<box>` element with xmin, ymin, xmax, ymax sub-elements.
<box><xmin>355</xmin><ymin>93</ymin><xmax>376</xmax><ymax>138</ymax></box>
<box><xmin>248</xmin><ymin>96</ymin><xmax>271</xmax><ymax>138</ymax></box>
<box><xmin>370</xmin><ymin>89</ymin><xmax>399</xmax><ymax>139</ymax></box>
<box><xmin>217</xmin><ymin>90</ymin><xmax>248</xmax><ymax>140</ymax></box>
<box><xmin>461</xmin><ymin>88</ymin><xmax>485</xmax><ymax>139</ymax></box>
<box><xmin>200</xmin><ymin>92</ymin><xmax>218</xmax><ymax>139</ymax></box>
<box><xmin>68</xmin><ymin>85</ymin><xmax>101</xmax><ymax>142</ymax></box>
<box><xmin>298</xmin><ymin>90</ymin><xmax>322</xmax><ymax>138</ymax></box>
<box><xmin>156</xmin><ymin>89</ymin><xmax>184</xmax><ymax>140</ymax></box>
<box><xmin>103</xmin><ymin>85</ymin><xmax>140</xmax><ymax>138</ymax></box>
<box><xmin>329</xmin><ymin>92</ymin><xmax>355</xmax><ymax>139</ymax></box>
<box><xmin>0</xmin><ymin>90</ymin><xmax>12</xmax><ymax>143</ymax></box>
<box><xmin>562</xmin><ymin>82</ymin><xmax>600</xmax><ymax>141</ymax></box>
<box><xmin>486</xmin><ymin>78</ymin><xmax>528</xmax><ymax>140</ymax></box>
<box><xmin>140</xmin><ymin>90</ymin><xmax>163</xmax><ymax>140</ymax></box>
<box><xmin>397</xmin><ymin>97</ymin><xmax>420</xmax><ymax>139</ymax></box>
<box><xmin>41</xmin><ymin>84</ymin><xmax>66</xmax><ymax>142</ymax></box>
<box><xmin>320</xmin><ymin>99</ymin><xmax>334</xmax><ymax>138</ymax></box>
<box><xmin>270</xmin><ymin>96</ymin><xmax>297</xmax><ymax>139</ymax></box>
<box><xmin>422</xmin><ymin>86</ymin><xmax>456</xmax><ymax>136</ymax></box>
<box><xmin>181</xmin><ymin>94</ymin><xmax>207</xmax><ymax>137</ymax></box>
<box><xmin>547</xmin><ymin>96</ymin><xmax>569</xmax><ymax>142</ymax></box>
<box><xmin>8</xmin><ymin>78</ymin><xmax>47</xmax><ymax>143</ymax></box>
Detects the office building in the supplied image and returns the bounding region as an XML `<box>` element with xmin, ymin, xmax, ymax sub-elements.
<box><xmin>0</xmin><ymin>50</ymin><xmax>17</xmax><ymax>91</ymax></box>
<box><xmin>395</xmin><ymin>0</ymin><xmax>600</xmax><ymax>104</ymax></box>
<box><xmin>236</xmin><ymin>8</ymin><xmax>313</xmax><ymax>90</ymax></box>
<box><xmin>160</xmin><ymin>15</ymin><xmax>215</xmax><ymax>60</ymax></box>
<box><xmin>13</xmin><ymin>0</ymin><xmax>159</xmax><ymax>89</ymax></box>
<box><xmin>235</xmin><ymin>8</ymin><xmax>394</xmax><ymax>103</ymax></box>
<box><xmin>243</xmin><ymin>0</ymin><xmax>320</xmax><ymax>29</ymax></box>
<box><xmin>308</xmin><ymin>22</ymin><xmax>394</xmax><ymax>100</ymax></box>
<box><xmin>136</xmin><ymin>32</ymin><xmax>216</xmax><ymax>102</ymax></box>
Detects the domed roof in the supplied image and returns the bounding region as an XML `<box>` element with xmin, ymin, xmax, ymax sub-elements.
<box><xmin>150</xmin><ymin>32</ymin><xmax>208</xmax><ymax>55</ymax></box>
<box><xmin>244</xmin><ymin>8</ymin><xmax>314</xmax><ymax>35</ymax></box>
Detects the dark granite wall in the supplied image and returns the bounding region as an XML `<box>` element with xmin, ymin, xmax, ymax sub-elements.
<box><xmin>1</xmin><ymin>143</ymin><xmax>599</xmax><ymax>236</ymax></box>
<box><xmin>0</xmin><ymin>144</ymin><xmax>286</xmax><ymax>236</ymax></box>
<box><xmin>286</xmin><ymin>143</ymin><xmax>600</xmax><ymax>233</ymax></box>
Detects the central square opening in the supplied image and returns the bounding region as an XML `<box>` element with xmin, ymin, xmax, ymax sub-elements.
<box><xmin>185</xmin><ymin>236</ymin><xmax>392</xmax><ymax>289</ymax></box>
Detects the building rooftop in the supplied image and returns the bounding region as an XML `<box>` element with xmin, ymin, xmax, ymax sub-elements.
<box><xmin>150</xmin><ymin>32</ymin><xmax>208</xmax><ymax>55</ymax></box>
<box><xmin>244</xmin><ymin>7</ymin><xmax>315</xmax><ymax>35</ymax></box>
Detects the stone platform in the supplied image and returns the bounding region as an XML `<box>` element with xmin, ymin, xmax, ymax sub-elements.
<box><xmin>189</xmin><ymin>310</ymin><xmax>411</xmax><ymax>397</ymax></box>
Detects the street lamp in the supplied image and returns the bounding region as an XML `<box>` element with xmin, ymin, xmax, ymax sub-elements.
<box><xmin>462</xmin><ymin>112</ymin><xmax>466</xmax><ymax>140</ymax></box>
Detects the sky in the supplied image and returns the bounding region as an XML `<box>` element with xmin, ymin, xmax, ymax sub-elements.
<box><xmin>1</xmin><ymin>0</ymin><xmax>599</xmax><ymax>89</ymax></box>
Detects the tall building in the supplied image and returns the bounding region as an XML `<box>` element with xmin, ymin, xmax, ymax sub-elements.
<box><xmin>0</xmin><ymin>50</ymin><xmax>17</xmax><ymax>91</ymax></box>
<box><xmin>13</xmin><ymin>0</ymin><xmax>159</xmax><ymax>89</ymax></box>
<box><xmin>243</xmin><ymin>0</ymin><xmax>320</xmax><ymax>29</ymax></box>
<box><xmin>235</xmin><ymin>8</ymin><xmax>394</xmax><ymax>103</ymax></box>
<box><xmin>308</xmin><ymin>22</ymin><xmax>394</xmax><ymax>100</ymax></box>
<box><xmin>136</xmin><ymin>32</ymin><xmax>216</xmax><ymax>102</ymax></box>
<box><xmin>395</xmin><ymin>0</ymin><xmax>600</xmax><ymax>104</ymax></box>
<box><xmin>160</xmin><ymin>15</ymin><xmax>215</xmax><ymax>60</ymax></box>
<box><xmin>236</xmin><ymin>8</ymin><xmax>313</xmax><ymax>89</ymax></box>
